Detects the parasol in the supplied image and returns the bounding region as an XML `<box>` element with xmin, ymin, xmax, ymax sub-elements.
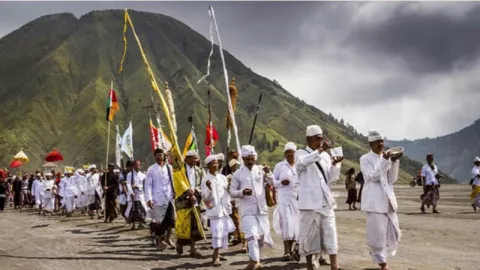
<box><xmin>13</xmin><ymin>150</ymin><xmax>29</xmax><ymax>163</ymax></box>
<box><xmin>45</xmin><ymin>149</ymin><xmax>64</xmax><ymax>162</ymax></box>
<box><xmin>10</xmin><ymin>160</ymin><xmax>22</xmax><ymax>168</ymax></box>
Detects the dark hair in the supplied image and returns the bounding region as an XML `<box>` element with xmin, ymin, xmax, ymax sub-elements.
<box><xmin>125</xmin><ymin>160</ymin><xmax>133</xmax><ymax>167</ymax></box>
<box><xmin>154</xmin><ymin>148</ymin><xmax>164</xmax><ymax>155</ymax></box>
<box><xmin>345</xmin><ymin>167</ymin><xmax>355</xmax><ymax>176</ymax></box>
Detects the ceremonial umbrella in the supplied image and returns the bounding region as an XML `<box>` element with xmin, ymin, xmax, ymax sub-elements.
<box><xmin>10</xmin><ymin>160</ymin><xmax>22</xmax><ymax>168</ymax></box>
<box><xmin>45</xmin><ymin>149</ymin><xmax>64</xmax><ymax>162</ymax></box>
<box><xmin>13</xmin><ymin>150</ymin><xmax>29</xmax><ymax>163</ymax></box>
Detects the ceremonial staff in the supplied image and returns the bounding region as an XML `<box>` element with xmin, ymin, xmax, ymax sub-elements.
<box><xmin>248</xmin><ymin>92</ymin><xmax>263</xmax><ymax>144</ymax></box>
<box><xmin>207</xmin><ymin>89</ymin><xmax>215</xmax><ymax>154</ymax></box>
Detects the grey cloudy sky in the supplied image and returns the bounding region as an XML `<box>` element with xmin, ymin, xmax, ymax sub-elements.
<box><xmin>1</xmin><ymin>1</ymin><xmax>480</xmax><ymax>140</ymax></box>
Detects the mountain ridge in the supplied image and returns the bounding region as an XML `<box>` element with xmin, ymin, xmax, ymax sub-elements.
<box><xmin>0</xmin><ymin>9</ymin><xmax>449</xmax><ymax>184</ymax></box>
<box><xmin>387</xmin><ymin>119</ymin><xmax>480</xmax><ymax>182</ymax></box>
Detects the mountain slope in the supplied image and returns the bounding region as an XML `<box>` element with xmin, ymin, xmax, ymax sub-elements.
<box><xmin>388</xmin><ymin>120</ymin><xmax>480</xmax><ymax>183</ymax></box>
<box><xmin>0</xmin><ymin>9</ymin><xmax>441</xmax><ymax>183</ymax></box>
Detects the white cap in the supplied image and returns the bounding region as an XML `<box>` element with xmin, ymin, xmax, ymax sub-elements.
<box><xmin>88</xmin><ymin>164</ymin><xmax>97</xmax><ymax>170</ymax></box>
<box><xmin>36</xmin><ymin>173</ymin><xmax>41</xmax><ymax>177</ymax></box>
<box><xmin>76</xmin><ymin>169</ymin><xmax>84</xmax><ymax>174</ymax></box>
<box><xmin>45</xmin><ymin>173</ymin><xmax>53</xmax><ymax>177</ymax></box>
<box><xmin>284</xmin><ymin>142</ymin><xmax>297</xmax><ymax>152</ymax></box>
<box><xmin>241</xmin><ymin>145</ymin><xmax>257</xmax><ymax>158</ymax></box>
<box><xmin>306</xmin><ymin>125</ymin><xmax>323</xmax><ymax>137</ymax></box>
<box><xmin>216</xmin><ymin>153</ymin><xmax>225</xmax><ymax>161</ymax></box>
<box><xmin>113</xmin><ymin>169</ymin><xmax>120</xmax><ymax>173</ymax></box>
<box><xmin>474</xmin><ymin>157</ymin><xmax>480</xmax><ymax>162</ymax></box>
<box><xmin>205</xmin><ymin>155</ymin><xmax>217</xmax><ymax>165</ymax></box>
<box><xmin>368</xmin><ymin>129</ymin><xmax>384</xmax><ymax>142</ymax></box>
<box><xmin>229</xmin><ymin>159</ymin><xmax>239</xmax><ymax>168</ymax></box>
<box><xmin>186</xmin><ymin>150</ymin><xmax>198</xmax><ymax>157</ymax></box>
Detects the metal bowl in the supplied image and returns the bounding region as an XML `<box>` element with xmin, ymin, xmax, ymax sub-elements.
<box><xmin>386</xmin><ymin>146</ymin><xmax>404</xmax><ymax>158</ymax></box>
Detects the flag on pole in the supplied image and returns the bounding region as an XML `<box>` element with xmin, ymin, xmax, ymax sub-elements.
<box><xmin>182</xmin><ymin>129</ymin><xmax>198</xmax><ymax>159</ymax></box>
<box><xmin>204</xmin><ymin>124</ymin><xmax>219</xmax><ymax>156</ymax></box>
<box><xmin>149</xmin><ymin>117</ymin><xmax>172</xmax><ymax>152</ymax></box>
<box><xmin>121</xmin><ymin>121</ymin><xmax>133</xmax><ymax>159</ymax></box>
<box><xmin>106</xmin><ymin>88</ymin><xmax>120</xmax><ymax>122</ymax></box>
<box><xmin>115</xmin><ymin>125</ymin><xmax>122</xmax><ymax>167</ymax></box>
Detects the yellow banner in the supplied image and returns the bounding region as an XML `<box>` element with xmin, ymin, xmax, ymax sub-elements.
<box><xmin>119</xmin><ymin>9</ymin><xmax>204</xmax><ymax>241</ymax></box>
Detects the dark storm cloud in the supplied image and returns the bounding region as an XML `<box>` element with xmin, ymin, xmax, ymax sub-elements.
<box><xmin>344</xmin><ymin>2</ymin><xmax>480</xmax><ymax>74</ymax></box>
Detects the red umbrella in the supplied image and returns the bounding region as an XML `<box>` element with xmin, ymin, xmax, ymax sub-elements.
<box><xmin>45</xmin><ymin>149</ymin><xmax>64</xmax><ymax>162</ymax></box>
<box><xmin>10</xmin><ymin>160</ymin><xmax>22</xmax><ymax>168</ymax></box>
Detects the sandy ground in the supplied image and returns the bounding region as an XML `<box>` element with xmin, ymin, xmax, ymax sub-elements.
<box><xmin>0</xmin><ymin>184</ymin><xmax>478</xmax><ymax>270</ymax></box>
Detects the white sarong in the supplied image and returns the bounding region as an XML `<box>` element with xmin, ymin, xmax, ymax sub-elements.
<box><xmin>273</xmin><ymin>196</ymin><xmax>299</xmax><ymax>241</ymax></box>
<box><xmin>210</xmin><ymin>215</ymin><xmax>236</xmax><ymax>249</ymax></box>
<box><xmin>64</xmin><ymin>196</ymin><xmax>75</xmax><ymax>213</ymax></box>
<box><xmin>298</xmin><ymin>208</ymin><xmax>338</xmax><ymax>258</ymax></box>
<box><xmin>366</xmin><ymin>210</ymin><xmax>401</xmax><ymax>264</ymax></box>
<box><xmin>43</xmin><ymin>197</ymin><xmax>55</xmax><ymax>212</ymax></box>
<box><xmin>241</xmin><ymin>215</ymin><xmax>274</xmax><ymax>261</ymax></box>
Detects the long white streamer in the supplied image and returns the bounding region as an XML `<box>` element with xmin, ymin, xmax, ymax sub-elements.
<box><xmin>205</xmin><ymin>5</ymin><xmax>242</xmax><ymax>158</ymax></box>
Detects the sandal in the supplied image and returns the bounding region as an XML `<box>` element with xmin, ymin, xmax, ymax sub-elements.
<box><xmin>283</xmin><ymin>253</ymin><xmax>292</xmax><ymax>261</ymax></box>
<box><xmin>291</xmin><ymin>242</ymin><xmax>300</xmax><ymax>262</ymax></box>
<box><xmin>212</xmin><ymin>259</ymin><xmax>222</xmax><ymax>267</ymax></box>
<box><xmin>319</xmin><ymin>257</ymin><xmax>330</xmax><ymax>266</ymax></box>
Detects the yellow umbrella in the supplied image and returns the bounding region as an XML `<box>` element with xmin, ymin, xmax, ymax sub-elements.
<box><xmin>13</xmin><ymin>150</ymin><xmax>29</xmax><ymax>163</ymax></box>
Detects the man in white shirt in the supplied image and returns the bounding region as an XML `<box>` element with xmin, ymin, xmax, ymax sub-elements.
<box><xmin>295</xmin><ymin>125</ymin><xmax>343</xmax><ymax>270</ymax></box>
<box><xmin>272</xmin><ymin>142</ymin><xmax>300</xmax><ymax>261</ymax></box>
<box><xmin>420</xmin><ymin>154</ymin><xmax>441</xmax><ymax>214</ymax></box>
<box><xmin>145</xmin><ymin>148</ymin><xmax>176</xmax><ymax>251</ymax></box>
<box><xmin>126</xmin><ymin>160</ymin><xmax>148</xmax><ymax>230</ymax></box>
<box><xmin>470</xmin><ymin>157</ymin><xmax>480</xmax><ymax>211</ymax></box>
<box><xmin>202</xmin><ymin>155</ymin><xmax>234</xmax><ymax>267</ymax></box>
<box><xmin>59</xmin><ymin>167</ymin><xmax>78</xmax><ymax>217</ymax></box>
<box><xmin>230</xmin><ymin>145</ymin><xmax>274</xmax><ymax>270</ymax></box>
<box><xmin>74</xmin><ymin>169</ymin><xmax>88</xmax><ymax>215</ymax></box>
<box><xmin>31</xmin><ymin>173</ymin><xmax>44</xmax><ymax>214</ymax></box>
<box><xmin>42</xmin><ymin>173</ymin><xmax>56</xmax><ymax>215</ymax></box>
<box><xmin>360</xmin><ymin>129</ymin><xmax>402</xmax><ymax>270</ymax></box>
<box><xmin>86</xmin><ymin>165</ymin><xmax>103</xmax><ymax>219</ymax></box>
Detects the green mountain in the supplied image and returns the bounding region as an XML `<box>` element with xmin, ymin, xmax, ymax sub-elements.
<box><xmin>388</xmin><ymin>120</ymin><xmax>480</xmax><ymax>183</ymax></box>
<box><xmin>0</xmin><ymin>9</ymin><xmax>444</xmax><ymax>183</ymax></box>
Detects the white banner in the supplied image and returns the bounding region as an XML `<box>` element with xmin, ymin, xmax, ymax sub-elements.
<box><xmin>121</xmin><ymin>121</ymin><xmax>134</xmax><ymax>160</ymax></box>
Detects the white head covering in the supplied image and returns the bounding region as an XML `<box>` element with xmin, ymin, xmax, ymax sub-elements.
<box><xmin>216</xmin><ymin>153</ymin><xmax>225</xmax><ymax>161</ymax></box>
<box><xmin>205</xmin><ymin>155</ymin><xmax>217</xmax><ymax>165</ymax></box>
<box><xmin>76</xmin><ymin>169</ymin><xmax>84</xmax><ymax>174</ymax></box>
<box><xmin>241</xmin><ymin>145</ymin><xmax>257</xmax><ymax>158</ymax></box>
<box><xmin>36</xmin><ymin>173</ymin><xmax>41</xmax><ymax>177</ymax></box>
<box><xmin>113</xmin><ymin>169</ymin><xmax>120</xmax><ymax>174</ymax></box>
<box><xmin>88</xmin><ymin>164</ymin><xmax>97</xmax><ymax>170</ymax></box>
<box><xmin>229</xmin><ymin>159</ymin><xmax>239</xmax><ymax>168</ymax></box>
<box><xmin>186</xmin><ymin>150</ymin><xmax>198</xmax><ymax>157</ymax></box>
<box><xmin>284</xmin><ymin>142</ymin><xmax>297</xmax><ymax>152</ymax></box>
<box><xmin>368</xmin><ymin>129</ymin><xmax>384</xmax><ymax>142</ymax></box>
<box><xmin>45</xmin><ymin>172</ymin><xmax>53</xmax><ymax>177</ymax></box>
<box><xmin>306</xmin><ymin>125</ymin><xmax>323</xmax><ymax>137</ymax></box>
<box><xmin>474</xmin><ymin>157</ymin><xmax>480</xmax><ymax>162</ymax></box>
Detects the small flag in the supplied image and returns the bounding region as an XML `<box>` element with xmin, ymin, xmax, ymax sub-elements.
<box><xmin>182</xmin><ymin>129</ymin><xmax>198</xmax><ymax>159</ymax></box>
<box><xmin>121</xmin><ymin>121</ymin><xmax>133</xmax><ymax>159</ymax></box>
<box><xmin>149</xmin><ymin>118</ymin><xmax>172</xmax><ymax>152</ymax></box>
<box><xmin>204</xmin><ymin>124</ymin><xmax>219</xmax><ymax>156</ymax></box>
<box><xmin>106</xmin><ymin>88</ymin><xmax>120</xmax><ymax>122</ymax></box>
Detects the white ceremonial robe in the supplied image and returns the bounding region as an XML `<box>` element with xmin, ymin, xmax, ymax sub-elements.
<box><xmin>145</xmin><ymin>163</ymin><xmax>175</xmax><ymax>224</ymax></box>
<box><xmin>125</xmin><ymin>170</ymin><xmax>148</xmax><ymax>218</ymax></box>
<box><xmin>42</xmin><ymin>180</ymin><xmax>56</xmax><ymax>211</ymax></box>
<box><xmin>32</xmin><ymin>179</ymin><xmax>43</xmax><ymax>209</ymax></box>
<box><xmin>202</xmin><ymin>172</ymin><xmax>235</xmax><ymax>249</ymax></box>
<box><xmin>75</xmin><ymin>174</ymin><xmax>88</xmax><ymax>208</ymax></box>
<box><xmin>230</xmin><ymin>165</ymin><xmax>274</xmax><ymax>261</ymax></box>
<box><xmin>86</xmin><ymin>173</ymin><xmax>103</xmax><ymax>200</ymax></box>
<box><xmin>472</xmin><ymin>166</ymin><xmax>480</xmax><ymax>187</ymax></box>
<box><xmin>360</xmin><ymin>151</ymin><xmax>402</xmax><ymax>265</ymax></box>
<box><xmin>272</xmin><ymin>160</ymin><xmax>300</xmax><ymax>241</ymax></box>
<box><xmin>60</xmin><ymin>176</ymin><xmax>79</xmax><ymax>213</ymax></box>
<box><xmin>295</xmin><ymin>147</ymin><xmax>342</xmax><ymax>258</ymax></box>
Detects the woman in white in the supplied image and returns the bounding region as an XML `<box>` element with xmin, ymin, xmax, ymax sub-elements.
<box><xmin>272</xmin><ymin>142</ymin><xmax>300</xmax><ymax>261</ymax></box>
<box><xmin>42</xmin><ymin>173</ymin><xmax>57</xmax><ymax>215</ymax></box>
<box><xmin>202</xmin><ymin>155</ymin><xmax>234</xmax><ymax>267</ymax></box>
